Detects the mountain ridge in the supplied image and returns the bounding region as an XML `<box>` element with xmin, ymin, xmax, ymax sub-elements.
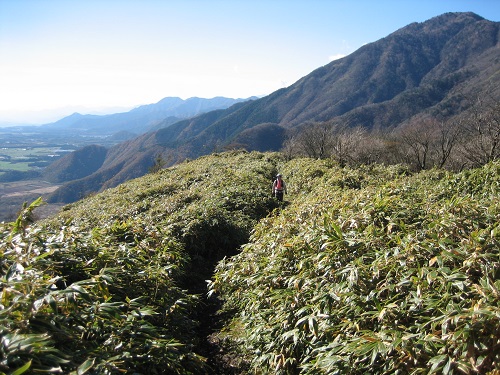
<box><xmin>26</xmin><ymin>96</ymin><xmax>255</xmax><ymax>136</ymax></box>
<box><xmin>46</xmin><ymin>12</ymin><xmax>500</xmax><ymax>203</ymax></box>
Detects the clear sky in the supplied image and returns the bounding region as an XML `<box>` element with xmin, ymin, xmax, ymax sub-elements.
<box><xmin>1</xmin><ymin>0</ymin><xmax>499</xmax><ymax>124</ymax></box>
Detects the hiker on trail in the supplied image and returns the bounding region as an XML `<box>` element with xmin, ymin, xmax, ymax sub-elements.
<box><xmin>272</xmin><ymin>174</ymin><xmax>287</xmax><ymax>202</ymax></box>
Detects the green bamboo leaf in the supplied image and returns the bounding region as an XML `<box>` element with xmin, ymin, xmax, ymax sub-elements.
<box><xmin>10</xmin><ymin>360</ymin><xmax>31</xmax><ymax>375</ymax></box>
<box><xmin>46</xmin><ymin>294</ymin><xmax>57</xmax><ymax>313</ymax></box>
<box><xmin>76</xmin><ymin>358</ymin><xmax>95</xmax><ymax>375</ymax></box>
<box><xmin>68</xmin><ymin>284</ymin><xmax>89</xmax><ymax>296</ymax></box>
<box><xmin>371</xmin><ymin>346</ymin><xmax>379</xmax><ymax>365</ymax></box>
<box><xmin>295</xmin><ymin>316</ymin><xmax>309</xmax><ymax>331</ymax></box>
<box><xmin>308</xmin><ymin>317</ymin><xmax>318</xmax><ymax>337</ymax></box>
<box><xmin>442</xmin><ymin>357</ymin><xmax>453</xmax><ymax>375</ymax></box>
<box><xmin>428</xmin><ymin>354</ymin><xmax>447</xmax><ymax>372</ymax></box>
<box><xmin>6</xmin><ymin>263</ymin><xmax>23</xmax><ymax>281</ymax></box>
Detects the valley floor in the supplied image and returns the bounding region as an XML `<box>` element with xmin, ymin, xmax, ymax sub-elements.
<box><xmin>0</xmin><ymin>179</ymin><xmax>63</xmax><ymax>222</ymax></box>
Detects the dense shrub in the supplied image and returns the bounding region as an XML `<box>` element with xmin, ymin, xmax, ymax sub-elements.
<box><xmin>1</xmin><ymin>199</ymin><xmax>205</xmax><ymax>374</ymax></box>
<box><xmin>4</xmin><ymin>151</ymin><xmax>499</xmax><ymax>374</ymax></box>
<box><xmin>1</xmin><ymin>151</ymin><xmax>282</xmax><ymax>374</ymax></box>
<box><xmin>210</xmin><ymin>160</ymin><xmax>500</xmax><ymax>374</ymax></box>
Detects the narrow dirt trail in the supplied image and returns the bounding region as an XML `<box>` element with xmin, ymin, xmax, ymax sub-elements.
<box><xmin>181</xmin><ymin>255</ymin><xmax>246</xmax><ymax>375</ymax></box>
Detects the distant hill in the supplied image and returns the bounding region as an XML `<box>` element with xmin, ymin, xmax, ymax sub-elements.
<box><xmin>47</xmin><ymin>12</ymin><xmax>500</xmax><ymax>203</ymax></box>
<box><xmin>39</xmin><ymin>96</ymin><xmax>255</xmax><ymax>136</ymax></box>
<box><xmin>44</xmin><ymin>144</ymin><xmax>108</xmax><ymax>183</ymax></box>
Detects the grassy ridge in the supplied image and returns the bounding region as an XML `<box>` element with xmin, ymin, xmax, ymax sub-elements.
<box><xmin>210</xmin><ymin>159</ymin><xmax>500</xmax><ymax>374</ymax></box>
<box><xmin>1</xmin><ymin>152</ymin><xmax>499</xmax><ymax>374</ymax></box>
<box><xmin>0</xmin><ymin>151</ymin><xmax>280</xmax><ymax>374</ymax></box>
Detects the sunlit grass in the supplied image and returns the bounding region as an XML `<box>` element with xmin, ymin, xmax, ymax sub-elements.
<box><xmin>2</xmin><ymin>151</ymin><xmax>499</xmax><ymax>374</ymax></box>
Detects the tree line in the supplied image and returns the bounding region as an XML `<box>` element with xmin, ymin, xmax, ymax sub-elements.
<box><xmin>281</xmin><ymin>94</ymin><xmax>500</xmax><ymax>172</ymax></box>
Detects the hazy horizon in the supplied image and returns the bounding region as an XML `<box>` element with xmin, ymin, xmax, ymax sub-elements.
<box><xmin>0</xmin><ymin>104</ymin><xmax>139</xmax><ymax>126</ymax></box>
<box><xmin>1</xmin><ymin>0</ymin><xmax>500</xmax><ymax>125</ymax></box>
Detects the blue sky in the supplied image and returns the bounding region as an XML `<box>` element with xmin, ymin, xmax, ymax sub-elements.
<box><xmin>1</xmin><ymin>0</ymin><xmax>499</xmax><ymax>124</ymax></box>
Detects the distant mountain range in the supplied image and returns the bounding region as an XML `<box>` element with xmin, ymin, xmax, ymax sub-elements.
<box><xmin>34</xmin><ymin>96</ymin><xmax>257</xmax><ymax>136</ymax></box>
<box><xmin>46</xmin><ymin>12</ymin><xmax>500</xmax><ymax>203</ymax></box>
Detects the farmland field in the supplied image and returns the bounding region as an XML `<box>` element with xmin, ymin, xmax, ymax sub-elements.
<box><xmin>0</xmin><ymin>129</ymin><xmax>112</xmax><ymax>222</ymax></box>
<box><xmin>0</xmin><ymin>146</ymin><xmax>73</xmax><ymax>175</ymax></box>
<box><xmin>0</xmin><ymin>146</ymin><xmax>70</xmax><ymax>222</ymax></box>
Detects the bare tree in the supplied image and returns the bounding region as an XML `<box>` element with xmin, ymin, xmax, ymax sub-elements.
<box><xmin>396</xmin><ymin>119</ymin><xmax>435</xmax><ymax>171</ymax></box>
<box><xmin>149</xmin><ymin>154</ymin><xmax>165</xmax><ymax>173</ymax></box>
<box><xmin>392</xmin><ymin>116</ymin><xmax>461</xmax><ymax>171</ymax></box>
<box><xmin>349</xmin><ymin>129</ymin><xmax>396</xmax><ymax>166</ymax></box>
<box><xmin>434</xmin><ymin>118</ymin><xmax>461</xmax><ymax>169</ymax></box>
<box><xmin>283</xmin><ymin>121</ymin><xmax>388</xmax><ymax>167</ymax></box>
<box><xmin>459</xmin><ymin>98</ymin><xmax>500</xmax><ymax>167</ymax></box>
<box><xmin>281</xmin><ymin>121</ymin><xmax>333</xmax><ymax>159</ymax></box>
<box><xmin>286</xmin><ymin>120</ymin><xmax>365</xmax><ymax>166</ymax></box>
<box><xmin>281</xmin><ymin>135</ymin><xmax>299</xmax><ymax>160</ymax></box>
<box><xmin>149</xmin><ymin>152</ymin><xmax>174</xmax><ymax>173</ymax></box>
<box><xmin>298</xmin><ymin>121</ymin><xmax>335</xmax><ymax>159</ymax></box>
<box><xmin>330</xmin><ymin>124</ymin><xmax>366</xmax><ymax>167</ymax></box>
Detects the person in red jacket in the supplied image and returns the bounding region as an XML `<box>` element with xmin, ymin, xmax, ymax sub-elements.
<box><xmin>272</xmin><ymin>174</ymin><xmax>287</xmax><ymax>202</ymax></box>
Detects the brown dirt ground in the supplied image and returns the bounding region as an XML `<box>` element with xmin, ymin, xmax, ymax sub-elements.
<box><xmin>0</xmin><ymin>180</ymin><xmax>63</xmax><ymax>222</ymax></box>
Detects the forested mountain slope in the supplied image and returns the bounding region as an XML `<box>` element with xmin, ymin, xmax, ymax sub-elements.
<box><xmin>2</xmin><ymin>151</ymin><xmax>499</xmax><ymax>374</ymax></box>
<box><xmin>46</xmin><ymin>12</ymin><xmax>500</xmax><ymax>204</ymax></box>
<box><xmin>153</xmin><ymin>11</ymin><xmax>499</xmax><ymax>150</ymax></box>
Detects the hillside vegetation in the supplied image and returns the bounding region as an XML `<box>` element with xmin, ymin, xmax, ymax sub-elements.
<box><xmin>1</xmin><ymin>151</ymin><xmax>280</xmax><ymax>374</ymax></box>
<box><xmin>211</xmin><ymin>157</ymin><xmax>500</xmax><ymax>374</ymax></box>
<box><xmin>45</xmin><ymin>12</ymin><xmax>500</xmax><ymax>204</ymax></box>
<box><xmin>1</xmin><ymin>151</ymin><xmax>499</xmax><ymax>374</ymax></box>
